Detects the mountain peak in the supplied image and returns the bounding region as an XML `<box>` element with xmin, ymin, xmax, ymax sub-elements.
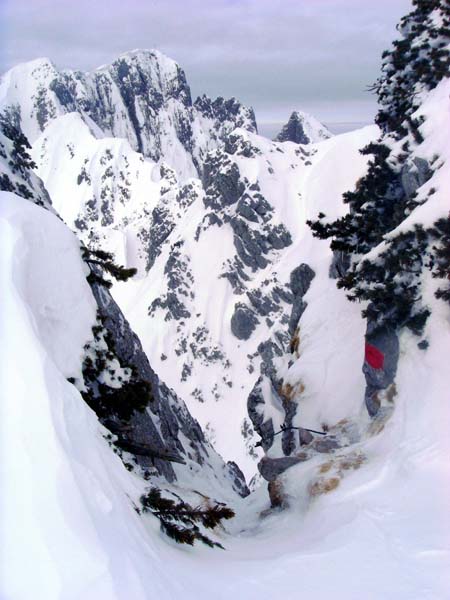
<box><xmin>102</xmin><ymin>48</ymin><xmax>181</xmax><ymax>75</ymax></box>
<box><xmin>275</xmin><ymin>110</ymin><xmax>332</xmax><ymax>144</ymax></box>
<box><xmin>0</xmin><ymin>56</ymin><xmax>57</xmax><ymax>89</ymax></box>
<box><xmin>0</xmin><ymin>49</ymin><xmax>258</xmax><ymax>181</ymax></box>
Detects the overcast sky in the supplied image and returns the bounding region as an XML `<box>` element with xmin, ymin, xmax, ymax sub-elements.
<box><xmin>0</xmin><ymin>0</ymin><xmax>412</xmax><ymax>130</ymax></box>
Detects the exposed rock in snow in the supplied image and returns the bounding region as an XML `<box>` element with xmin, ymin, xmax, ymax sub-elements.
<box><xmin>363</xmin><ymin>324</ymin><xmax>399</xmax><ymax>417</ymax></box>
<box><xmin>195</xmin><ymin>94</ymin><xmax>257</xmax><ymax>133</ymax></box>
<box><xmin>259</xmin><ymin>455</ymin><xmax>307</xmax><ymax>481</ymax></box>
<box><xmin>275</xmin><ymin>110</ymin><xmax>332</xmax><ymax>144</ymax></box>
<box><xmin>231</xmin><ymin>302</ymin><xmax>260</xmax><ymax>340</ymax></box>
<box><xmin>288</xmin><ymin>263</ymin><xmax>315</xmax><ymax>337</ymax></box>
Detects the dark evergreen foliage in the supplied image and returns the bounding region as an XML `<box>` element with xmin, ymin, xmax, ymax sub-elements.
<box><xmin>140</xmin><ymin>487</ymin><xmax>234</xmax><ymax>548</ymax></box>
<box><xmin>430</xmin><ymin>215</ymin><xmax>450</xmax><ymax>303</ymax></box>
<box><xmin>0</xmin><ymin>173</ymin><xmax>15</xmax><ymax>192</ymax></box>
<box><xmin>307</xmin><ymin>0</ymin><xmax>450</xmax><ymax>335</ymax></box>
<box><xmin>0</xmin><ymin>116</ymin><xmax>49</xmax><ymax>205</ymax></box>
<box><xmin>374</xmin><ymin>0</ymin><xmax>450</xmax><ymax>138</ymax></box>
<box><xmin>307</xmin><ymin>143</ymin><xmax>405</xmax><ymax>255</ymax></box>
<box><xmin>0</xmin><ymin>117</ymin><xmax>37</xmax><ymax>175</ymax></box>
<box><xmin>82</xmin><ymin>246</ymin><xmax>137</xmax><ymax>288</ymax></box>
<box><xmin>336</xmin><ymin>224</ymin><xmax>432</xmax><ymax>334</ymax></box>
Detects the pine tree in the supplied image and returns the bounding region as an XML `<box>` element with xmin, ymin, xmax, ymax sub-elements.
<box><xmin>375</xmin><ymin>0</ymin><xmax>450</xmax><ymax>138</ymax></box>
<box><xmin>430</xmin><ymin>215</ymin><xmax>450</xmax><ymax>304</ymax></box>
<box><xmin>140</xmin><ymin>488</ymin><xmax>235</xmax><ymax>548</ymax></box>
<box><xmin>308</xmin><ymin>0</ymin><xmax>450</xmax><ymax>335</ymax></box>
<box><xmin>0</xmin><ymin>117</ymin><xmax>37</xmax><ymax>174</ymax></box>
<box><xmin>82</xmin><ymin>246</ymin><xmax>137</xmax><ymax>288</ymax></box>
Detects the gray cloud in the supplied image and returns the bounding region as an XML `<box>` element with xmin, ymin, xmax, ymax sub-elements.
<box><xmin>0</xmin><ymin>0</ymin><xmax>412</xmax><ymax>125</ymax></box>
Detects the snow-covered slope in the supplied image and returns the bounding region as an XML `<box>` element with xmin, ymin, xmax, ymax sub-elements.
<box><xmin>31</xmin><ymin>112</ymin><xmax>177</xmax><ymax>270</ymax></box>
<box><xmin>275</xmin><ymin>110</ymin><xmax>332</xmax><ymax>144</ymax></box>
<box><xmin>0</xmin><ymin>192</ymin><xmax>248</xmax><ymax>599</ymax></box>
<box><xmin>113</xmin><ymin>125</ymin><xmax>378</xmax><ymax>479</ymax></box>
<box><xmin>2</xmin><ymin>185</ymin><xmax>449</xmax><ymax>600</ymax></box>
<box><xmin>0</xmin><ymin>50</ymin><xmax>256</xmax><ymax>179</ymax></box>
<box><xmin>1</xmin><ymin>118</ymin><xmax>252</xmax><ymax>599</ymax></box>
<box><xmin>251</xmin><ymin>74</ymin><xmax>450</xmax><ymax>593</ymax></box>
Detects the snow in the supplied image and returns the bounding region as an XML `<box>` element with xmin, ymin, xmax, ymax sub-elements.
<box><xmin>113</xmin><ymin>125</ymin><xmax>378</xmax><ymax>478</ymax></box>
<box><xmin>2</xmin><ymin>187</ymin><xmax>448</xmax><ymax>600</ymax></box>
<box><xmin>275</xmin><ymin>302</ymin><xmax>450</xmax><ymax>600</ymax></box>
<box><xmin>1</xmin><ymin>40</ymin><xmax>450</xmax><ymax>600</ymax></box>
<box><xmin>0</xmin><ymin>193</ymin><xmax>126</xmax><ymax>598</ymax></box>
<box><xmin>394</xmin><ymin>76</ymin><xmax>450</xmax><ymax>230</ymax></box>
<box><xmin>31</xmin><ymin>112</ymin><xmax>164</xmax><ymax>271</ymax></box>
<box><xmin>0</xmin><ymin>192</ymin><xmax>235</xmax><ymax>599</ymax></box>
<box><xmin>2</xmin><ymin>191</ymin><xmax>96</xmax><ymax>377</ymax></box>
<box><xmin>0</xmin><ymin>57</ymin><xmax>60</xmax><ymax>143</ymax></box>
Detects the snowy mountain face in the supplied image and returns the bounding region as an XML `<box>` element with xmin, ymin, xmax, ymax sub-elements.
<box><xmin>275</xmin><ymin>110</ymin><xmax>332</xmax><ymax>144</ymax></box>
<box><xmin>1</xmin><ymin>1</ymin><xmax>450</xmax><ymax>598</ymax></box>
<box><xmin>112</xmin><ymin>126</ymin><xmax>377</xmax><ymax>479</ymax></box>
<box><xmin>30</xmin><ymin>112</ymin><xmax>183</xmax><ymax>270</ymax></box>
<box><xmin>0</xmin><ymin>50</ymin><xmax>257</xmax><ymax>273</ymax></box>
<box><xmin>25</xmin><ymin>99</ymin><xmax>369</xmax><ymax>477</ymax></box>
<box><xmin>14</xmin><ymin>56</ymin><xmax>351</xmax><ymax>479</ymax></box>
<box><xmin>0</xmin><ymin>50</ymin><xmax>257</xmax><ymax>180</ymax></box>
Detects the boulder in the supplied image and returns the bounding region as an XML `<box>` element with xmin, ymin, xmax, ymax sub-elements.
<box><xmin>258</xmin><ymin>455</ymin><xmax>308</xmax><ymax>481</ymax></box>
<box><xmin>231</xmin><ymin>302</ymin><xmax>259</xmax><ymax>340</ymax></box>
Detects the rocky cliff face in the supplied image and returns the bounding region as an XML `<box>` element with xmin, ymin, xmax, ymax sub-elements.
<box><xmin>275</xmin><ymin>110</ymin><xmax>332</xmax><ymax>144</ymax></box>
<box><xmin>0</xmin><ymin>50</ymin><xmax>257</xmax><ymax>179</ymax></box>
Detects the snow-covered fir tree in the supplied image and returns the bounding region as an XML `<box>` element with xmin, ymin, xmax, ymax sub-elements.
<box><xmin>308</xmin><ymin>0</ymin><xmax>450</xmax><ymax>334</ymax></box>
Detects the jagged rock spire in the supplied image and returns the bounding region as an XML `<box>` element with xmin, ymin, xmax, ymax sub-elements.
<box><xmin>275</xmin><ymin>110</ymin><xmax>332</xmax><ymax>144</ymax></box>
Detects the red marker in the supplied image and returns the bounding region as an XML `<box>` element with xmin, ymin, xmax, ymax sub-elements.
<box><xmin>365</xmin><ymin>342</ymin><xmax>385</xmax><ymax>370</ymax></box>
